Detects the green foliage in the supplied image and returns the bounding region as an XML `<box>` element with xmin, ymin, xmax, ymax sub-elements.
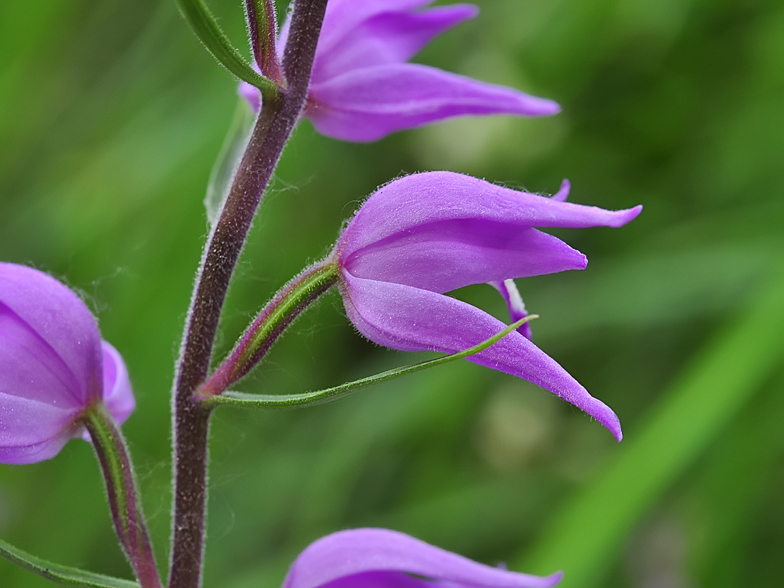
<box><xmin>173</xmin><ymin>0</ymin><xmax>278</xmax><ymax>97</ymax></box>
<box><xmin>0</xmin><ymin>538</ymin><xmax>138</xmax><ymax>588</ymax></box>
<box><xmin>1</xmin><ymin>0</ymin><xmax>783</xmax><ymax>587</ymax></box>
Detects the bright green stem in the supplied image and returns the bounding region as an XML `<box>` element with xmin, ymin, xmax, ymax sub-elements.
<box><xmin>205</xmin><ymin>315</ymin><xmax>538</xmax><ymax>409</ymax></box>
<box><xmin>175</xmin><ymin>0</ymin><xmax>280</xmax><ymax>101</ymax></box>
<box><xmin>84</xmin><ymin>406</ymin><xmax>161</xmax><ymax>588</ymax></box>
<box><xmin>200</xmin><ymin>260</ymin><xmax>340</xmax><ymax>397</ymax></box>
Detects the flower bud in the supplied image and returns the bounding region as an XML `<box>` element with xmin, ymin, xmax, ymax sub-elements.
<box><xmin>0</xmin><ymin>263</ymin><xmax>134</xmax><ymax>464</ymax></box>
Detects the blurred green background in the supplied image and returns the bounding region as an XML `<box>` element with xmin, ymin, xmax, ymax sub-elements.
<box><xmin>2</xmin><ymin>0</ymin><xmax>783</xmax><ymax>586</ymax></box>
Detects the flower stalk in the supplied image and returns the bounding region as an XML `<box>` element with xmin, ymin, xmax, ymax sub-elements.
<box><xmin>245</xmin><ymin>0</ymin><xmax>284</xmax><ymax>86</ymax></box>
<box><xmin>83</xmin><ymin>405</ymin><xmax>161</xmax><ymax>588</ymax></box>
<box><xmin>200</xmin><ymin>260</ymin><xmax>339</xmax><ymax>398</ymax></box>
<box><xmin>169</xmin><ymin>2</ymin><xmax>329</xmax><ymax>587</ymax></box>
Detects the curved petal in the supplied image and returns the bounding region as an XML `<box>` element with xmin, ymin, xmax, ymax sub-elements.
<box><xmin>489</xmin><ymin>279</ymin><xmax>532</xmax><ymax>340</ymax></box>
<box><xmin>307</xmin><ymin>64</ymin><xmax>560</xmax><ymax>142</ymax></box>
<box><xmin>238</xmin><ymin>81</ymin><xmax>261</xmax><ymax>112</ymax></box>
<box><xmin>551</xmin><ymin>179</ymin><xmax>570</xmax><ymax>202</ymax></box>
<box><xmin>0</xmin><ymin>301</ymin><xmax>82</xmax><ymax>406</ymax></box>
<box><xmin>341</xmin><ymin>274</ymin><xmax>622</xmax><ymax>441</ymax></box>
<box><xmin>344</xmin><ymin>223</ymin><xmax>586</xmax><ymax>292</ymax></box>
<box><xmin>339</xmin><ymin>172</ymin><xmax>642</xmax><ymax>252</ymax></box>
<box><xmin>101</xmin><ymin>341</ymin><xmax>135</xmax><ymax>426</ymax></box>
<box><xmin>284</xmin><ymin>528</ymin><xmax>562</xmax><ymax>588</ymax></box>
<box><xmin>0</xmin><ymin>393</ymin><xmax>79</xmax><ymax>464</ymax></box>
<box><xmin>314</xmin><ymin>0</ymin><xmax>434</xmax><ymax>58</ymax></box>
<box><xmin>313</xmin><ymin>5</ymin><xmax>478</xmax><ymax>81</ymax></box>
<box><xmin>0</xmin><ymin>263</ymin><xmax>103</xmax><ymax>404</ymax></box>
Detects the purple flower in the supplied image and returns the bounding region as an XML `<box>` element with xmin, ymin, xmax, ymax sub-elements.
<box><xmin>240</xmin><ymin>0</ymin><xmax>559</xmax><ymax>142</ymax></box>
<box><xmin>284</xmin><ymin>528</ymin><xmax>563</xmax><ymax>588</ymax></box>
<box><xmin>330</xmin><ymin>172</ymin><xmax>641</xmax><ymax>441</ymax></box>
<box><xmin>0</xmin><ymin>263</ymin><xmax>134</xmax><ymax>464</ymax></box>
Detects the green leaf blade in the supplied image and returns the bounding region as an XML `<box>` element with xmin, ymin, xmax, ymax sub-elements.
<box><xmin>0</xmin><ymin>538</ymin><xmax>139</xmax><ymax>588</ymax></box>
<box><xmin>208</xmin><ymin>316</ymin><xmax>536</xmax><ymax>410</ymax></box>
<box><xmin>518</xmin><ymin>271</ymin><xmax>784</xmax><ymax>587</ymax></box>
<box><xmin>174</xmin><ymin>0</ymin><xmax>278</xmax><ymax>98</ymax></box>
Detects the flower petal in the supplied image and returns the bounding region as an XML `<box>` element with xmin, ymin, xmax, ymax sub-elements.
<box><xmin>238</xmin><ymin>81</ymin><xmax>261</xmax><ymax>112</ymax></box>
<box><xmin>551</xmin><ymin>179</ymin><xmax>570</xmax><ymax>202</ymax></box>
<box><xmin>0</xmin><ymin>392</ymin><xmax>79</xmax><ymax>464</ymax></box>
<box><xmin>341</xmin><ymin>274</ymin><xmax>622</xmax><ymax>441</ymax></box>
<box><xmin>0</xmin><ymin>263</ymin><xmax>103</xmax><ymax>404</ymax></box>
<box><xmin>341</xmin><ymin>172</ymin><xmax>641</xmax><ymax>249</ymax></box>
<box><xmin>283</xmin><ymin>528</ymin><xmax>562</xmax><ymax>588</ymax></box>
<box><xmin>339</xmin><ymin>172</ymin><xmax>642</xmax><ymax>257</ymax></box>
<box><xmin>101</xmin><ymin>341</ymin><xmax>135</xmax><ymax>426</ymax></box>
<box><xmin>313</xmin><ymin>5</ymin><xmax>478</xmax><ymax>81</ymax></box>
<box><xmin>307</xmin><ymin>64</ymin><xmax>560</xmax><ymax>142</ymax></box>
<box><xmin>344</xmin><ymin>223</ymin><xmax>586</xmax><ymax>293</ymax></box>
<box><xmin>314</xmin><ymin>0</ymin><xmax>434</xmax><ymax>58</ymax></box>
<box><xmin>489</xmin><ymin>279</ymin><xmax>532</xmax><ymax>340</ymax></box>
<box><xmin>0</xmin><ymin>300</ymin><xmax>83</xmax><ymax>406</ymax></box>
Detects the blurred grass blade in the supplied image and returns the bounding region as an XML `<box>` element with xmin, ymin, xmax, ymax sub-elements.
<box><xmin>208</xmin><ymin>316</ymin><xmax>536</xmax><ymax>409</ymax></box>
<box><xmin>0</xmin><ymin>538</ymin><xmax>139</xmax><ymax>588</ymax></box>
<box><xmin>204</xmin><ymin>99</ymin><xmax>255</xmax><ymax>225</ymax></box>
<box><xmin>519</xmin><ymin>271</ymin><xmax>784</xmax><ymax>587</ymax></box>
<box><xmin>174</xmin><ymin>0</ymin><xmax>278</xmax><ymax>96</ymax></box>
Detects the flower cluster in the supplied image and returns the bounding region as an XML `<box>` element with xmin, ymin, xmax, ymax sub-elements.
<box><xmin>0</xmin><ymin>2</ymin><xmax>644</xmax><ymax>587</ymax></box>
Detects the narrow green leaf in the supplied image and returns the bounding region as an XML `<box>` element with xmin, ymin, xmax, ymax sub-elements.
<box><xmin>174</xmin><ymin>0</ymin><xmax>278</xmax><ymax>98</ymax></box>
<box><xmin>207</xmin><ymin>315</ymin><xmax>536</xmax><ymax>409</ymax></box>
<box><xmin>0</xmin><ymin>537</ymin><xmax>139</xmax><ymax>588</ymax></box>
<box><xmin>518</xmin><ymin>270</ymin><xmax>784</xmax><ymax>587</ymax></box>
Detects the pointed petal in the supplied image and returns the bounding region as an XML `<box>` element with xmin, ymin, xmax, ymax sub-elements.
<box><xmin>313</xmin><ymin>5</ymin><xmax>478</xmax><ymax>81</ymax></box>
<box><xmin>315</xmin><ymin>0</ymin><xmax>434</xmax><ymax>57</ymax></box>
<box><xmin>341</xmin><ymin>274</ymin><xmax>622</xmax><ymax>441</ymax></box>
<box><xmin>284</xmin><ymin>528</ymin><xmax>562</xmax><ymax>588</ymax></box>
<box><xmin>344</xmin><ymin>224</ymin><xmax>586</xmax><ymax>292</ymax></box>
<box><xmin>339</xmin><ymin>172</ymin><xmax>642</xmax><ymax>256</ymax></box>
<box><xmin>101</xmin><ymin>341</ymin><xmax>135</xmax><ymax>426</ymax></box>
<box><xmin>308</xmin><ymin>64</ymin><xmax>560</xmax><ymax>142</ymax></box>
<box><xmin>238</xmin><ymin>81</ymin><xmax>261</xmax><ymax>112</ymax></box>
<box><xmin>489</xmin><ymin>279</ymin><xmax>532</xmax><ymax>340</ymax></box>
<box><xmin>0</xmin><ymin>263</ymin><xmax>103</xmax><ymax>404</ymax></box>
<box><xmin>551</xmin><ymin>179</ymin><xmax>570</xmax><ymax>202</ymax></box>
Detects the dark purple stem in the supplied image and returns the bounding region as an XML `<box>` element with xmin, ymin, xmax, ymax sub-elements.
<box><xmin>168</xmin><ymin>2</ymin><xmax>328</xmax><ymax>588</ymax></box>
<box><xmin>245</xmin><ymin>0</ymin><xmax>284</xmax><ymax>85</ymax></box>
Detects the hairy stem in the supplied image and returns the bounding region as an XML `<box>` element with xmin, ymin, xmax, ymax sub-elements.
<box><xmin>200</xmin><ymin>259</ymin><xmax>339</xmax><ymax>397</ymax></box>
<box><xmin>85</xmin><ymin>406</ymin><xmax>162</xmax><ymax>588</ymax></box>
<box><xmin>168</xmin><ymin>2</ymin><xmax>329</xmax><ymax>587</ymax></box>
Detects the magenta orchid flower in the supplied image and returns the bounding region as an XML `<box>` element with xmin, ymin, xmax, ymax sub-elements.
<box><xmin>240</xmin><ymin>0</ymin><xmax>560</xmax><ymax>142</ymax></box>
<box><xmin>284</xmin><ymin>528</ymin><xmax>563</xmax><ymax>588</ymax></box>
<box><xmin>329</xmin><ymin>172</ymin><xmax>641</xmax><ymax>441</ymax></box>
<box><xmin>0</xmin><ymin>263</ymin><xmax>134</xmax><ymax>464</ymax></box>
